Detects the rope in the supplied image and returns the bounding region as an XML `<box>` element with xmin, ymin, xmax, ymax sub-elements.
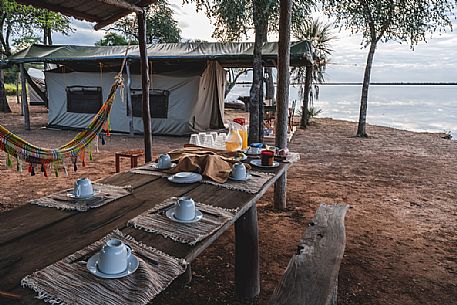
<box><xmin>0</xmin><ymin>44</ymin><xmax>133</xmax><ymax>174</ymax></box>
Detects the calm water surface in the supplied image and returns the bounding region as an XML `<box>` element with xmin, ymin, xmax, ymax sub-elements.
<box><xmin>228</xmin><ymin>84</ymin><xmax>457</xmax><ymax>138</ymax></box>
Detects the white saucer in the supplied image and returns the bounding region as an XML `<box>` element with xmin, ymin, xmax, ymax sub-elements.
<box><xmin>152</xmin><ymin>163</ymin><xmax>177</xmax><ymax>170</ymax></box>
<box><xmin>249</xmin><ymin>159</ymin><xmax>280</xmax><ymax>168</ymax></box>
<box><xmin>67</xmin><ymin>190</ymin><xmax>100</xmax><ymax>199</ymax></box>
<box><xmin>165</xmin><ymin>208</ymin><xmax>203</xmax><ymax>223</ymax></box>
<box><xmin>87</xmin><ymin>252</ymin><xmax>139</xmax><ymax>279</ymax></box>
<box><xmin>233</xmin><ymin>154</ymin><xmax>247</xmax><ymax>161</ymax></box>
<box><xmin>245</xmin><ymin>150</ymin><xmax>261</xmax><ymax>156</ymax></box>
<box><xmin>228</xmin><ymin>173</ymin><xmax>252</xmax><ymax>181</ymax></box>
<box><xmin>168</xmin><ymin>172</ymin><xmax>202</xmax><ymax>184</ymax></box>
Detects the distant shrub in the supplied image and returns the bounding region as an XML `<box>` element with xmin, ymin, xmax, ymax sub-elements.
<box><xmin>4</xmin><ymin>83</ymin><xmax>21</xmax><ymax>96</ymax></box>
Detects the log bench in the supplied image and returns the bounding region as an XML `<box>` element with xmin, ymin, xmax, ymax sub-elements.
<box><xmin>268</xmin><ymin>204</ymin><xmax>349</xmax><ymax>305</ymax></box>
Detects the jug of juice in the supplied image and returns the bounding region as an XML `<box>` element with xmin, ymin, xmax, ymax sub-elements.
<box><xmin>239</xmin><ymin>124</ymin><xmax>248</xmax><ymax>150</ymax></box>
<box><xmin>226</xmin><ymin>122</ymin><xmax>243</xmax><ymax>152</ymax></box>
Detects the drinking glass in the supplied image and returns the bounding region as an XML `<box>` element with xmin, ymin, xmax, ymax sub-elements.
<box><xmin>198</xmin><ymin>132</ymin><xmax>206</xmax><ymax>145</ymax></box>
<box><xmin>189</xmin><ymin>134</ymin><xmax>200</xmax><ymax>146</ymax></box>
<box><xmin>204</xmin><ymin>134</ymin><xmax>214</xmax><ymax>148</ymax></box>
<box><xmin>210</xmin><ymin>131</ymin><xmax>218</xmax><ymax>141</ymax></box>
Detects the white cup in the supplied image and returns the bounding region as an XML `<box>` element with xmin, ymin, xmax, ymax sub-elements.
<box><xmin>247</xmin><ymin>146</ymin><xmax>261</xmax><ymax>155</ymax></box>
<box><xmin>231</xmin><ymin>162</ymin><xmax>247</xmax><ymax>180</ymax></box>
<box><xmin>97</xmin><ymin>239</ymin><xmax>132</xmax><ymax>275</ymax></box>
<box><xmin>74</xmin><ymin>178</ymin><xmax>94</xmax><ymax>198</ymax></box>
<box><xmin>157</xmin><ymin>153</ymin><xmax>172</xmax><ymax>169</ymax></box>
<box><xmin>175</xmin><ymin>197</ymin><xmax>196</xmax><ymax>221</ymax></box>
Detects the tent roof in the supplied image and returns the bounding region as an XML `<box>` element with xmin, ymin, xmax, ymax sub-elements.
<box><xmin>14</xmin><ymin>0</ymin><xmax>156</xmax><ymax>30</ymax></box>
<box><xmin>8</xmin><ymin>41</ymin><xmax>313</xmax><ymax>68</ymax></box>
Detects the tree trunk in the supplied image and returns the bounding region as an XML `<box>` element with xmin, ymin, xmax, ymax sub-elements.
<box><xmin>265</xmin><ymin>67</ymin><xmax>274</xmax><ymax>101</ymax></box>
<box><xmin>248</xmin><ymin>2</ymin><xmax>267</xmax><ymax>144</ymax></box>
<box><xmin>0</xmin><ymin>68</ymin><xmax>11</xmax><ymax>113</ymax></box>
<box><xmin>357</xmin><ymin>41</ymin><xmax>377</xmax><ymax>137</ymax></box>
<box><xmin>47</xmin><ymin>28</ymin><xmax>52</xmax><ymax>45</ymax></box>
<box><xmin>275</xmin><ymin>0</ymin><xmax>291</xmax><ymax>150</ymax></box>
<box><xmin>259</xmin><ymin>72</ymin><xmax>264</xmax><ymax>142</ymax></box>
<box><xmin>274</xmin><ymin>0</ymin><xmax>292</xmax><ymax>210</ymax></box>
<box><xmin>20</xmin><ymin>64</ymin><xmax>30</xmax><ymax>130</ymax></box>
<box><xmin>137</xmin><ymin>10</ymin><xmax>153</xmax><ymax>162</ymax></box>
<box><xmin>300</xmin><ymin>64</ymin><xmax>313</xmax><ymax>128</ymax></box>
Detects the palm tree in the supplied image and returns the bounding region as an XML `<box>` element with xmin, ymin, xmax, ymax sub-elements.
<box><xmin>293</xmin><ymin>19</ymin><xmax>334</xmax><ymax>127</ymax></box>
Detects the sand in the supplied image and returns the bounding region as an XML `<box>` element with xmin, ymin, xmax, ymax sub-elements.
<box><xmin>1</xmin><ymin>99</ymin><xmax>456</xmax><ymax>304</ymax></box>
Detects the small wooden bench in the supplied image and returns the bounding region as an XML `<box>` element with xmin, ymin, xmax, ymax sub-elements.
<box><xmin>268</xmin><ymin>204</ymin><xmax>349</xmax><ymax>305</ymax></box>
<box><xmin>114</xmin><ymin>150</ymin><xmax>144</xmax><ymax>173</ymax></box>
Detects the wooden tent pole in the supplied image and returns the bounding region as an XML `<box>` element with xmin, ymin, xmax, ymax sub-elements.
<box><xmin>125</xmin><ymin>60</ymin><xmax>134</xmax><ymax>136</ymax></box>
<box><xmin>137</xmin><ymin>9</ymin><xmax>153</xmax><ymax>162</ymax></box>
<box><xmin>20</xmin><ymin>64</ymin><xmax>31</xmax><ymax>130</ymax></box>
<box><xmin>274</xmin><ymin>0</ymin><xmax>292</xmax><ymax>210</ymax></box>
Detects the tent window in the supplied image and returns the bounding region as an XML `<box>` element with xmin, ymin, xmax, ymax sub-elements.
<box><xmin>129</xmin><ymin>90</ymin><xmax>169</xmax><ymax>119</ymax></box>
<box><xmin>66</xmin><ymin>86</ymin><xmax>102</xmax><ymax>114</ymax></box>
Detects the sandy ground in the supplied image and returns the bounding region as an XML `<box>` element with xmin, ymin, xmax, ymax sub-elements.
<box><xmin>1</xmin><ymin>99</ymin><xmax>456</xmax><ymax>304</ymax></box>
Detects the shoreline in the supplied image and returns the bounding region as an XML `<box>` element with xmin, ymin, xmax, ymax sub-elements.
<box><xmin>312</xmin><ymin>116</ymin><xmax>455</xmax><ymax>140</ymax></box>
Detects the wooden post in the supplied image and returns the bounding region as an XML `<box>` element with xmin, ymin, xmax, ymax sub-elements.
<box><xmin>259</xmin><ymin>71</ymin><xmax>264</xmax><ymax>142</ymax></box>
<box><xmin>125</xmin><ymin>60</ymin><xmax>134</xmax><ymax>136</ymax></box>
<box><xmin>20</xmin><ymin>64</ymin><xmax>30</xmax><ymax>130</ymax></box>
<box><xmin>300</xmin><ymin>63</ymin><xmax>313</xmax><ymax>128</ymax></box>
<box><xmin>0</xmin><ymin>68</ymin><xmax>11</xmax><ymax>113</ymax></box>
<box><xmin>274</xmin><ymin>0</ymin><xmax>292</xmax><ymax>210</ymax></box>
<box><xmin>16</xmin><ymin>73</ymin><xmax>20</xmax><ymax>104</ymax></box>
<box><xmin>235</xmin><ymin>205</ymin><xmax>260</xmax><ymax>299</ymax></box>
<box><xmin>137</xmin><ymin>9</ymin><xmax>153</xmax><ymax>162</ymax></box>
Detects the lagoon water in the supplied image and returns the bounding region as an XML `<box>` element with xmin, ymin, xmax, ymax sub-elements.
<box><xmin>228</xmin><ymin>84</ymin><xmax>457</xmax><ymax>138</ymax></box>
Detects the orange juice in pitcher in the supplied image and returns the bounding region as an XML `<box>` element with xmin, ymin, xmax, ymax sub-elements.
<box><xmin>239</xmin><ymin>126</ymin><xmax>248</xmax><ymax>150</ymax></box>
<box><xmin>225</xmin><ymin>122</ymin><xmax>242</xmax><ymax>152</ymax></box>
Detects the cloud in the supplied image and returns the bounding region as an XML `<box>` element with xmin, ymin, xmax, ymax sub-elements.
<box><xmin>50</xmin><ymin>5</ymin><xmax>457</xmax><ymax>82</ymax></box>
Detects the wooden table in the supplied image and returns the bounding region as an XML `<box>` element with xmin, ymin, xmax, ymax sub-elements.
<box><xmin>0</xmin><ymin>161</ymin><xmax>292</xmax><ymax>304</ymax></box>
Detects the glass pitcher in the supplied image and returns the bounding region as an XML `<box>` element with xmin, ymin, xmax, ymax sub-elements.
<box><xmin>225</xmin><ymin>122</ymin><xmax>243</xmax><ymax>152</ymax></box>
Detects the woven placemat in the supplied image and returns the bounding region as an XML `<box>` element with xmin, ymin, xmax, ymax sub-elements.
<box><xmin>29</xmin><ymin>183</ymin><xmax>131</xmax><ymax>212</ymax></box>
<box><xmin>128</xmin><ymin>197</ymin><xmax>235</xmax><ymax>246</ymax></box>
<box><xmin>21</xmin><ymin>230</ymin><xmax>186</xmax><ymax>305</ymax></box>
<box><xmin>130</xmin><ymin>163</ymin><xmax>171</xmax><ymax>178</ymax></box>
<box><xmin>201</xmin><ymin>170</ymin><xmax>275</xmax><ymax>194</ymax></box>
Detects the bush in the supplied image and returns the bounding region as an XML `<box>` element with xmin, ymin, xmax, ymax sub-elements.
<box><xmin>4</xmin><ymin>83</ymin><xmax>21</xmax><ymax>96</ymax></box>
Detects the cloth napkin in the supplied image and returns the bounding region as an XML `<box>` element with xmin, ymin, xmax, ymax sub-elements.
<box><xmin>170</xmin><ymin>154</ymin><xmax>232</xmax><ymax>183</ymax></box>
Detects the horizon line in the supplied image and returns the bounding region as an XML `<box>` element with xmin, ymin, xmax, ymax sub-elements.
<box><xmin>235</xmin><ymin>82</ymin><xmax>457</xmax><ymax>86</ymax></box>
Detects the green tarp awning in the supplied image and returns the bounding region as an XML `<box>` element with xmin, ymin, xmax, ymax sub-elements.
<box><xmin>7</xmin><ymin>41</ymin><xmax>313</xmax><ymax>68</ymax></box>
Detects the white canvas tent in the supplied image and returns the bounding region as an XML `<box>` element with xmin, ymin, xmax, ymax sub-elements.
<box><xmin>45</xmin><ymin>61</ymin><xmax>225</xmax><ymax>135</ymax></box>
<box><xmin>8</xmin><ymin>42</ymin><xmax>312</xmax><ymax>135</ymax></box>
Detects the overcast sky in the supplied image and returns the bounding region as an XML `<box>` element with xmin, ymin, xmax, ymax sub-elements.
<box><xmin>51</xmin><ymin>1</ymin><xmax>457</xmax><ymax>83</ymax></box>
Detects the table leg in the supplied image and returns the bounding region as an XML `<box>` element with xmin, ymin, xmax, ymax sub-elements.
<box><xmin>274</xmin><ymin>172</ymin><xmax>287</xmax><ymax>209</ymax></box>
<box><xmin>131</xmin><ymin>156</ymin><xmax>138</xmax><ymax>169</ymax></box>
<box><xmin>235</xmin><ymin>205</ymin><xmax>260</xmax><ymax>299</ymax></box>
<box><xmin>115</xmin><ymin>154</ymin><xmax>120</xmax><ymax>173</ymax></box>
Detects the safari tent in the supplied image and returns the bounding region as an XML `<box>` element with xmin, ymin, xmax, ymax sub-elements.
<box><xmin>8</xmin><ymin>41</ymin><xmax>312</xmax><ymax>135</ymax></box>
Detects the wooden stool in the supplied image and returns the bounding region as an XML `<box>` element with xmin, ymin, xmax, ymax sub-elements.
<box><xmin>115</xmin><ymin>150</ymin><xmax>144</xmax><ymax>173</ymax></box>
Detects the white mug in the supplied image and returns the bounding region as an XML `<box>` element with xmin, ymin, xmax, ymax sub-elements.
<box><xmin>157</xmin><ymin>153</ymin><xmax>172</xmax><ymax>169</ymax></box>
<box><xmin>175</xmin><ymin>197</ymin><xmax>196</xmax><ymax>221</ymax></box>
<box><xmin>97</xmin><ymin>239</ymin><xmax>132</xmax><ymax>275</ymax></box>
<box><xmin>231</xmin><ymin>162</ymin><xmax>247</xmax><ymax>180</ymax></box>
<box><xmin>74</xmin><ymin>178</ymin><xmax>94</xmax><ymax>198</ymax></box>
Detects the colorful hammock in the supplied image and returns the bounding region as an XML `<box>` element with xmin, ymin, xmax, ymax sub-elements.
<box><xmin>0</xmin><ymin>74</ymin><xmax>122</xmax><ymax>176</ymax></box>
